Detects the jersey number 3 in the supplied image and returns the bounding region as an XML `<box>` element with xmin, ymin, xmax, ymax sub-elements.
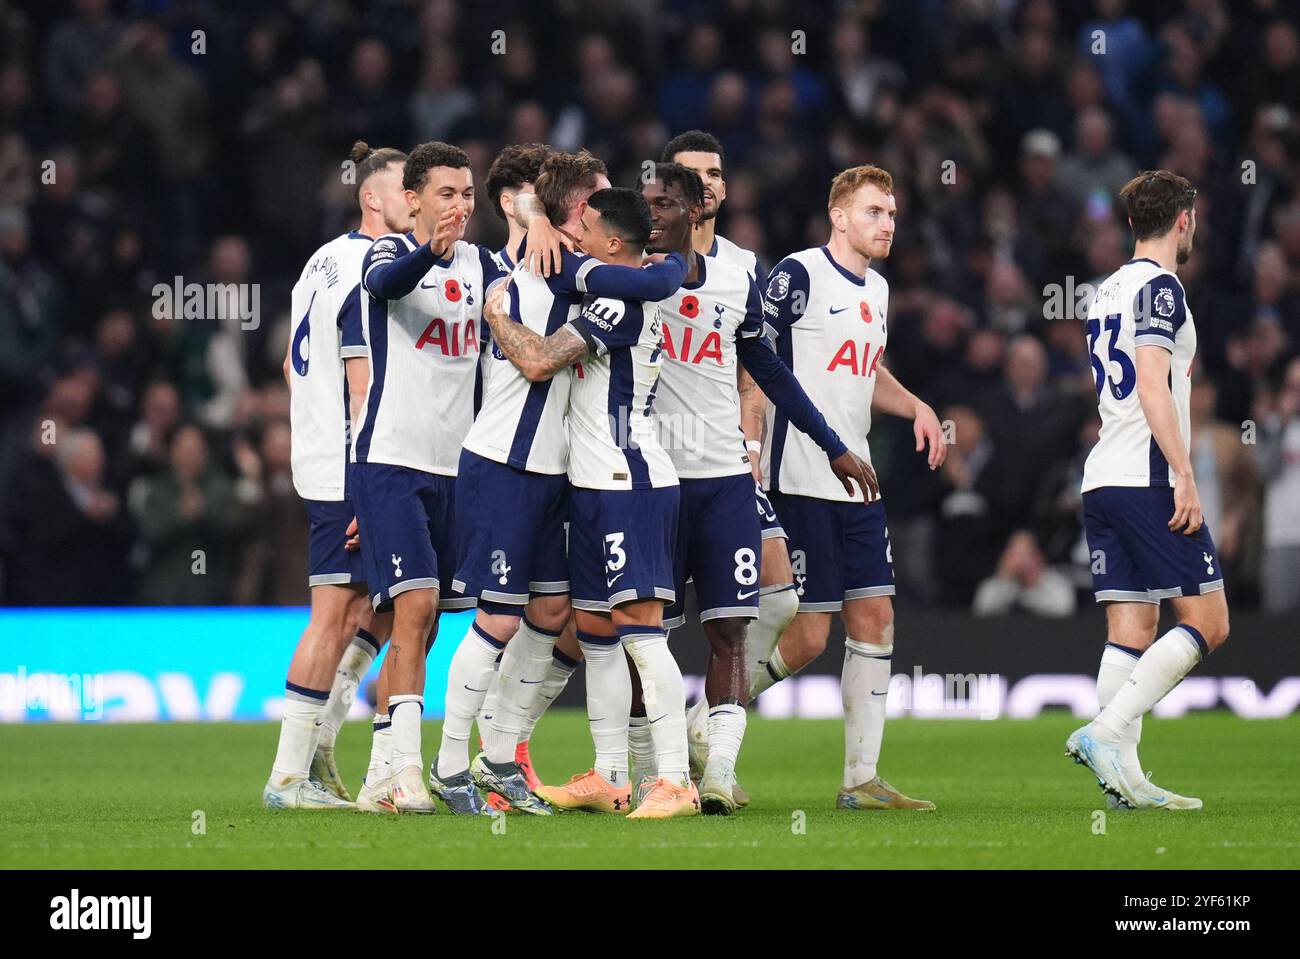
<box><xmin>1087</xmin><ymin>314</ymin><xmax>1136</xmax><ymax>400</ymax></box>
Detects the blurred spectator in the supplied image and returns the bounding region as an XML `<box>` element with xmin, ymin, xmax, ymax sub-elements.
<box><xmin>1058</xmin><ymin>107</ymin><xmax>1136</xmax><ymax>209</ymax></box>
<box><xmin>43</xmin><ymin>0</ymin><xmax>123</xmax><ymax>114</ymax></box>
<box><xmin>6</xmin><ymin>426</ymin><xmax>130</xmax><ymax>605</ymax></box>
<box><xmin>232</xmin><ymin>421</ymin><xmax>309</xmax><ymax>605</ymax></box>
<box><xmin>934</xmin><ymin>405</ymin><xmax>1003</xmax><ymax>605</ymax></box>
<box><xmin>1257</xmin><ymin>356</ymin><xmax>1300</xmax><ymax>612</ymax></box>
<box><xmin>972</xmin><ymin>529</ymin><xmax>1077</xmax><ymax>617</ymax></box>
<box><xmin>133</xmin><ymin>424</ymin><xmax>243</xmax><ymax>605</ymax></box>
<box><xmin>1189</xmin><ymin>375</ymin><xmax>1262</xmax><ymax>599</ymax></box>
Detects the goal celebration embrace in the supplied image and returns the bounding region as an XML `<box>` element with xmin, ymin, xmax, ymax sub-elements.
<box><xmin>271</xmin><ymin>135</ymin><xmax>1228</xmax><ymax>822</ymax></box>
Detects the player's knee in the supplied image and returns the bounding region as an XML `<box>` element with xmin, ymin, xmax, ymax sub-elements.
<box><xmin>787</xmin><ymin>618</ymin><xmax>828</xmax><ymax>661</ymax></box>
<box><xmin>704</xmin><ymin>618</ymin><xmax>746</xmax><ymax>653</ymax></box>
<box><xmin>1204</xmin><ymin>610</ymin><xmax>1230</xmax><ymax>651</ymax></box>
<box><xmin>395</xmin><ymin>589</ymin><xmax>437</xmax><ymax>631</ymax></box>
<box><xmin>850</xmin><ymin>605</ymin><xmax>894</xmax><ymax>646</ymax></box>
<box><xmin>526</xmin><ymin>593</ymin><xmax>570</xmax><ymax>632</ymax></box>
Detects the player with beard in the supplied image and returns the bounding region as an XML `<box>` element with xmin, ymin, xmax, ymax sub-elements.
<box><xmin>760</xmin><ymin>164</ymin><xmax>945</xmax><ymax>811</ymax></box>
<box><xmin>662</xmin><ymin>132</ymin><xmax>799</xmax><ymax>794</ymax></box>
<box><xmin>1066</xmin><ymin>170</ymin><xmax>1228</xmax><ymax>810</ymax></box>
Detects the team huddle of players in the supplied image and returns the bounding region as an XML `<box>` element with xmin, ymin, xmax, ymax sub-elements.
<box><xmin>265</xmin><ymin>127</ymin><xmax>1230</xmax><ymax>819</ymax></box>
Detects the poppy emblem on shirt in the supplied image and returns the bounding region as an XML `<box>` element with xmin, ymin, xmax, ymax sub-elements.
<box><xmin>860</xmin><ymin>301</ymin><xmax>873</xmax><ymax>324</ymax></box>
<box><xmin>445</xmin><ymin>278</ymin><xmax>462</xmax><ymax>302</ymax></box>
<box><xmin>680</xmin><ymin>295</ymin><xmax>700</xmax><ymax>319</ymax></box>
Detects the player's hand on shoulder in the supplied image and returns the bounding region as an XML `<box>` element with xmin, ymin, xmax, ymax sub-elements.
<box><xmin>523</xmin><ymin>213</ymin><xmax>573</xmax><ymax>277</ymax></box>
<box><xmin>831</xmin><ymin>450</ymin><xmax>880</xmax><ymax>502</ymax></box>
<box><xmin>913</xmin><ymin>400</ymin><xmax>946</xmax><ymax>470</ymax></box>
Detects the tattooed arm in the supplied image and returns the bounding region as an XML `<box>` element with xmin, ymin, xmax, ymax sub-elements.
<box><xmin>483</xmin><ymin>282</ymin><xmax>587</xmax><ymax>382</ymax></box>
<box><xmin>736</xmin><ymin>363</ymin><xmax>766</xmax><ymax>481</ymax></box>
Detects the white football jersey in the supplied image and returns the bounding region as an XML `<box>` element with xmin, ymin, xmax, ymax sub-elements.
<box><xmin>1082</xmin><ymin>258</ymin><xmax>1196</xmax><ymax>492</ymax></box>
<box><xmin>464</xmin><ymin>247</ymin><xmax>689</xmax><ymax>474</ymax></box>
<box><xmin>653</xmin><ymin>255</ymin><xmax>763</xmax><ymax>478</ymax></box>
<box><xmin>352</xmin><ymin>235</ymin><xmax>496</xmax><ymax>476</ymax></box>
<box><xmin>760</xmin><ymin>246</ymin><xmax>889</xmax><ymax>503</ymax></box>
<box><xmin>288</xmin><ymin>231</ymin><xmax>372</xmax><ymax>501</ymax></box>
<box><xmin>565</xmin><ymin>295</ymin><xmax>678</xmax><ymax>491</ymax></box>
<box><xmin>709</xmin><ymin>233</ymin><xmax>762</xmax><ymax>285</ymax></box>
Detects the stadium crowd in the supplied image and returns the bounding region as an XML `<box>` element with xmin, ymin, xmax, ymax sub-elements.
<box><xmin>2</xmin><ymin>0</ymin><xmax>1299</xmax><ymax>612</ymax></box>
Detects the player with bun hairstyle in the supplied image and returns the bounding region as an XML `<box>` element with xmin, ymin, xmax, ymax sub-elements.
<box><xmin>263</xmin><ymin>141</ymin><xmax>409</xmax><ymax>810</ymax></box>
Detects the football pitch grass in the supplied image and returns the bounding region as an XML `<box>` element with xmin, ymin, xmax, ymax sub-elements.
<box><xmin>3</xmin><ymin>711</ymin><xmax>1297</xmax><ymax>869</ymax></box>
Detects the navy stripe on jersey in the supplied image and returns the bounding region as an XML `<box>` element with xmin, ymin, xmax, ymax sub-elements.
<box><xmin>354</xmin><ymin>296</ymin><xmax>388</xmax><ymax>462</ymax></box>
<box><xmin>768</xmin><ymin>323</ymin><xmax>795</xmax><ymax>488</ymax></box>
<box><xmin>505</xmin><ymin>283</ymin><xmax>570</xmax><ymax>470</ymax></box>
<box><xmin>608</xmin><ymin>347</ymin><xmax>650</xmax><ymax>487</ymax></box>
<box><xmin>338</xmin><ymin>284</ymin><xmax>366</xmax><ymax>357</ymax></box>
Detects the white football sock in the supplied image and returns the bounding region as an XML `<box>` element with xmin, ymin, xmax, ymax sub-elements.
<box><xmin>579</xmin><ymin>633</ymin><xmax>630</xmax><ymax>786</ymax></box>
<box><xmin>707</xmin><ymin>703</ymin><xmax>747</xmax><ymax>770</ymax></box>
<box><xmin>366</xmin><ymin>713</ymin><xmax>391</xmax><ymax>784</ymax></box>
<box><xmin>1097</xmin><ymin>642</ymin><xmax>1145</xmax><ymax>785</ymax></box>
<box><xmin>486</xmin><ymin>618</ymin><xmax>559</xmax><ymax>764</ymax></box>
<box><xmin>388</xmin><ymin>695</ymin><xmax>424</xmax><ymax>773</ymax></box>
<box><xmin>522</xmin><ymin>647</ymin><xmax>579</xmax><ymax>741</ymax></box>
<box><xmin>748</xmin><ymin>645</ymin><xmax>793</xmax><ymax>699</ymax></box>
<box><xmin>477</xmin><ymin>661</ymin><xmax>500</xmax><ymax>746</ymax></box>
<box><xmin>685</xmin><ymin>696</ymin><xmax>709</xmax><ymax>750</ymax></box>
<box><xmin>842</xmin><ymin>639</ymin><xmax>892</xmax><ymax>789</ymax></box>
<box><xmin>746</xmin><ymin>584</ymin><xmax>799</xmax><ymax>697</ymax></box>
<box><xmin>439</xmin><ymin>624</ymin><xmax>504</xmax><ymax>777</ymax></box>
<box><xmin>1095</xmin><ymin>625</ymin><xmax>1206</xmax><ymax>742</ymax></box>
<box><xmin>622</xmin><ymin>626</ymin><xmax>689</xmax><ymax>784</ymax></box>
<box><xmin>628</xmin><ymin>714</ymin><xmax>656</xmax><ymax>784</ymax></box>
<box><xmin>271</xmin><ymin>682</ymin><xmax>329</xmax><ymax>784</ymax></box>
<box><xmin>317</xmin><ymin>629</ymin><xmax>380</xmax><ymax>749</ymax></box>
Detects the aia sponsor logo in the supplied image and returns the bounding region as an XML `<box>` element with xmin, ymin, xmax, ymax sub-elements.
<box><xmin>827</xmin><ymin>340</ymin><xmax>884</xmax><ymax>377</ymax></box>
<box><xmin>661</xmin><ymin>322</ymin><xmax>723</xmax><ymax>366</ymax></box>
<box><xmin>416</xmin><ymin>317</ymin><xmax>479</xmax><ymax>356</ymax></box>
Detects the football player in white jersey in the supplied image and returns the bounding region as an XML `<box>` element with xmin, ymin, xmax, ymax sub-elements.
<box><xmin>472</xmin><ymin>142</ymin><xmax>555</xmax><ymax>763</ymax></box>
<box><xmin>263</xmin><ymin>141</ymin><xmax>406</xmax><ymax>811</ymax></box>
<box><xmin>761</xmin><ymin>164</ymin><xmax>945</xmax><ymax>811</ymax></box>
<box><xmin>350</xmin><ymin>141</ymin><xmax>504</xmax><ymax>814</ymax></box>
<box><xmin>483</xmin><ymin>188</ymin><xmax>702</xmax><ymax>818</ymax></box>
<box><xmin>1066</xmin><ymin>171</ymin><xmax>1229</xmax><ymax>810</ymax></box>
<box><xmin>448</xmin><ymin>153</ymin><xmax>687</xmax><ymax>814</ymax></box>
<box><xmin>663</xmin><ymin>131</ymin><xmax>801</xmax><ymax>791</ymax></box>
<box><xmin>648</xmin><ymin>163</ymin><xmax>875</xmax><ymax>813</ymax></box>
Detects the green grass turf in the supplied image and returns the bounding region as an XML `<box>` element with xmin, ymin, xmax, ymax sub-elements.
<box><xmin>2</xmin><ymin>711</ymin><xmax>1297</xmax><ymax>869</ymax></box>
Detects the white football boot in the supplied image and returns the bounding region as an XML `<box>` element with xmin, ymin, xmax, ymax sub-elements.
<box><xmin>263</xmin><ymin>776</ymin><xmax>355</xmax><ymax>810</ymax></box>
<box><xmin>356</xmin><ymin>776</ymin><xmax>398</xmax><ymax>814</ymax></box>
<box><xmin>388</xmin><ymin>763</ymin><xmax>436</xmax><ymax>814</ymax></box>
<box><xmin>309</xmin><ymin>745</ymin><xmax>352</xmax><ymax>802</ymax></box>
<box><xmin>1065</xmin><ymin>722</ymin><xmax>1138</xmax><ymax>807</ymax></box>
<box><xmin>1106</xmin><ymin>772</ymin><xmax>1203</xmax><ymax>810</ymax></box>
<box><xmin>698</xmin><ymin>759</ymin><xmax>738</xmax><ymax>816</ymax></box>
